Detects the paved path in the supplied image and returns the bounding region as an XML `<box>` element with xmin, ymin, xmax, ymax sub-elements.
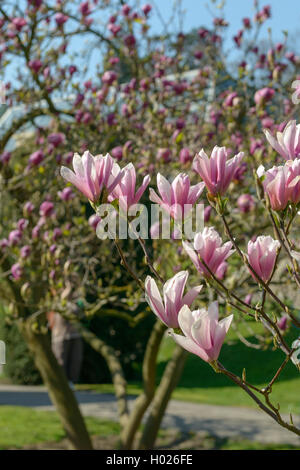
<box><xmin>0</xmin><ymin>384</ymin><xmax>300</xmax><ymax>446</ymax></box>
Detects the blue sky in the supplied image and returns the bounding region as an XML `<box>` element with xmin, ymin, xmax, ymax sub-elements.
<box><xmin>147</xmin><ymin>0</ymin><xmax>300</xmax><ymax>48</ymax></box>
<box><xmin>74</xmin><ymin>0</ymin><xmax>300</xmax><ymax>80</ymax></box>
<box><xmin>4</xmin><ymin>0</ymin><xmax>300</xmax><ymax>86</ymax></box>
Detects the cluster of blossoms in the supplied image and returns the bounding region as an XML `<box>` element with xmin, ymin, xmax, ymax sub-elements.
<box><xmin>59</xmin><ymin>116</ymin><xmax>300</xmax><ymax>365</ymax></box>
<box><xmin>258</xmin><ymin>121</ymin><xmax>300</xmax><ymax>211</ymax></box>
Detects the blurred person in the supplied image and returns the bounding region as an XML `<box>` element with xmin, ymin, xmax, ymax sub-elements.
<box><xmin>47</xmin><ymin>306</ymin><xmax>83</xmax><ymax>386</ymax></box>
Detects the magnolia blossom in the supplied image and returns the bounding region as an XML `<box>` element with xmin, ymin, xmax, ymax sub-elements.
<box><xmin>145</xmin><ymin>271</ymin><xmax>202</xmax><ymax>328</ymax></box>
<box><xmin>278</xmin><ymin>315</ymin><xmax>288</xmax><ymax>331</ymax></box>
<box><xmin>261</xmin><ymin>164</ymin><xmax>289</xmax><ymax>211</ymax></box>
<box><xmin>237</xmin><ymin>194</ymin><xmax>255</xmax><ymax>213</ymax></box>
<box><xmin>20</xmin><ymin>245</ymin><xmax>31</xmax><ymax>258</ymax></box>
<box><xmin>109</xmin><ymin>163</ymin><xmax>150</xmax><ymax>211</ymax></box>
<box><xmin>58</xmin><ymin>187</ymin><xmax>74</xmax><ymax>201</ymax></box>
<box><xmin>247</xmin><ymin>235</ymin><xmax>280</xmax><ymax>283</ymax></box>
<box><xmin>260</xmin><ymin>159</ymin><xmax>300</xmax><ymax>210</ymax></box>
<box><xmin>193</xmin><ymin>146</ymin><xmax>244</xmax><ymax>196</ymax></box>
<box><xmin>170</xmin><ymin>302</ymin><xmax>233</xmax><ymax>363</ymax></box>
<box><xmin>8</xmin><ymin>229</ymin><xmax>22</xmax><ymax>246</ymax></box>
<box><xmin>39</xmin><ymin>201</ymin><xmax>54</xmax><ymax>218</ymax></box>
<box><xmin>183</xmin><ymin>227</ymin><xmax>234</xmax><ymax>279</ymax></box>
<box><xmin>11</xmin><ymin>263</ymin><xmax>22</xmax><ymax>280</ymax></box>
<box><xmin>264</xmin><ymin>120</ymin><xmax>300</xmax><ymax>160</ymax></box>
<box><xmin>286</xmin><ymin>159</ymin><xmax>300</xmax><ymax>205</ymax></box>
<box><xmin>60</xmin><ymin>151</ymin><xmax>124</xmax><ymax>203</ymax></box>
<box><xmin>254</xmin><ymin>87</ymin><xmax>275</xmax><ymax>105</ymax></box>
<box><xmin>88</xmin><ymin>214</ymin><xmax>101</xmax><ymax>230</ymax></box>
<box><xmin>149</xmin><ymin>173</ymin><xmax>204</xmax><ymax>220</ymax></box>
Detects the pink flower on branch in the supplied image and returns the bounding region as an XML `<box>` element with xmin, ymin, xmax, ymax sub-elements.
<box><xmin>60</xmin><ymin>151</ymin><xmax>124</xmax><ymax>203</ymax></box>
<box><xmin>170</xmin><ymin>302</ymin><xmax>233</xmax><ymax>363</ymax></box>
<box><xmin>149</xmin><ymin>173</ymin><xmax>204</xmax><ymax>220</ymax></box>
<box><xmin>11</xmin><ymin>263</ymin><xmax>22</xmax><ymax>280</ymax></box>
<box><xmin>261</xmin><ymin>159</ymin><xmax>300</xmax><ymax>210</ymax></box>
<box><xmin>109</xmin><ymin>163</ymin><xmax>150</xmax><ymax>212</ymax></box>
<box><xmin>247</xmin><ymin>235</ymin><xmax>280</xmax><ymax>283</ymax></box>
<box><xmin>264</xmin><ymin>120</ymin><xmax>300</xmax><ymax>161</ymax></box>
<box><xmin>183</xmin><ymin>227</ymin><xmax>234</xmax><ymax>279</ymax></box>
<box><xmin>254</xmin><ymin>87</ymin><xmax>274</xmax><ymax>105</ymax></box>
<box><xmin>193</xmin><ymin>146</ymin><xmax>244</xmax><ymax>197</ymax></box>
<box><xmin>145</xmin><ymin>271</ymin><xmax>202</xmax><ymax>328</ymax></box>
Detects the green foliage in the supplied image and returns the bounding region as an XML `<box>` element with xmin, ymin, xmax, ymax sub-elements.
<box><xmin>0</xmin><ymin>313</ymin><xmax>42</xmax><ymax>385</ymax></box>
<box><xmin>80</xmin><ymin>312</ymin><xmax>155</xmax><ymax>383</ymax></box>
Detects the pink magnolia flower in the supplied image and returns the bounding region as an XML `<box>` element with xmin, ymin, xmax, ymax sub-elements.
<box><xmin>57</xmin><ymin>187</ymin><xmax>74</xmax><ymax>201</ymax></box>
<box><xmin>0</xmin><ymin>239</ymin><xmax>8</xmax><ymax>250</ymax></box>
<box><xmin>254</xmin><ymin>87</ymin><xmax>274</xmax><ymax>105</ymax></box>
<box><xmin>79</xmin><ymin>1</ymin><xmax>91</xmax><ymax>16</ymax></box>
<box><xmin>20</xmin><ymin>245</ymin><xmax>31</xmax><ymax>258</ymax></box>
<box><xmin>55</xmin><ymin>13</ymin><xmax>68</xmax><ymax>26</ymax></box>
<box><xmin>88</xmin><ymin>214</ymin><xmax>101</xmax><ymax>230</ymax></box>
<box><xmin>53</xmin><ymin>228</ymin><xmax>62</xmax><ymax>241</ymax></box>
<box><xmin>224</xmin><ymin>92</ymin><xmax>238</xmax><ymax>107</ymax></box>
<box><xmin>28</xmin><ymin>149</ymin><xmax>44</xmax><ymax>167</ymax></box>
<box><xmin>124</xmin><ymin>34</ymin><xmax>136</xmax><ymax>48</ymax></box>
<box><xmin>11</xmin><ymin>263</ymin><xmax>22</xmax><ymax>280</ymax></box>
<box><xmin>156</xmin><ymin>148</ymin><xmax>172</xmax><ymax>163</ymax></box>
<box><xmin>193</xmin><ymin>146</ymin><xmax>244</xmax><ymax>196</ymax></box>
<box><xmin>287</xmin><ymin>159</ymin><xmax>300</xmax><ymax>204</ymax></box>
<box><xmin>39</xmin><ymin>201</ymin><xmax>55</xmax><ymax>218</ymax></box>
<box><xmin>262</xmin><ymin>164</ymin><xmax>291</xmax><ymax>211</ymax></box>
<box><xmin>48</xmin><ymin>133</ymin><xmax>65</xmax><ymax>147</ymax></box>
<box><xmin>182</xmin><ymin>227</ymin><xmax>234</xmax><ymax>279</ymax></box>
<box><xmin>142</xmin><ymin>4</ymin><xmax>152</xmax><ymax>15</ymax></box>
<box><xmin>28</xmin><ymin>59</ymin><xmax>43</xmax><ymax>74</ymax></box>
<box><xmin>122</xmin><ymin>4</ymin><xmax>131</xmax><ymax>16</ymax></box>
<box><xmin>102</xmin><ymin>70</ymin><xmax>117</xmax><ymax>85</ymax></box>
<box><xmin>12</xmin><ymin>18</ymin><xmax>27</xmax><ymax>31</ymax></box>
<box><xmin>278</xmin><ymin>315</ymin><xmax>288</xmax><ymax>331</ymax></box>
<box><xmin>111</xmin><ymin>146</ymin><xmax>123</xmax><ymax>161</ymax></box>
<box><xmin>237</xmin><ymin>194</ymin><xmax>255</xmax><ymax>213</ymax></box>
<box><xmin>179</xmin><ymin>148</ymin><xmax>192</xmax><ymax>164</ymax></box>
<box><xmin>23</xmin><ymin>201</ymin><xmax>35</xmax><ymax>216</ymax></box>
<box><xmin>264</xmin><ymin>120</ymin><xmax>300</xmax><ymax>160</ymax></box>
<box><xmin>17</xmin><ymin>218</ymin><xmax>28</xmax><ymax>231</ymax></box>
<box><xmin>247</xmin><ymin>235</ymin><xmax>280</xmax><ymax>283</ymax></box>
<box><xmin>60</xmin><ymin>151</ymin><xmax>124</xmax><ymax>203</ymax></box>
<box><xmin>8</xmin><ymin>229</ymin><xmax>22</xmax><ymax>246</ymax></box>
<box><xmin>149</xmin><ymin>173</ymin><xmax>205</xmax><ymax>220</ymax></box>
<box><xmin>0</xmin><ymin>151</ymin><xmax>11</xmax><ymax>164</ymax></box>
<box><xmin>145</xmin><ymin>271</ymin><xmax>202</xmax><ymax>328</ymax></box>
<box><xmin>109</xmin><ymin>163</ymin><xmax>150</xmax><ymax>211</ymax></box>
<box><xmin>169</xmin><ymin>302</ymin><xmax>233</xmax><ymax>363</ymax></box>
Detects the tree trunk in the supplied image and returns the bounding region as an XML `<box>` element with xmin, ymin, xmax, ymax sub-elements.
<box><xmin>138</xmin><ymin>345</ymin><xmax>187</xmax><ymax>450</ymax></box>
<box><xmin>75</xmin><ymin>322</ymin><xmax>129</xmax><ymax>434</ymax></box>
<box><xmin>20</xmin><ymin>319</ymin><xmax>93</xmax><ymax>450</ymax></box>
<box><xmin>121</xmin><ymin>320</ymin><xmax>167</xmax><ymax>449</ymax></box>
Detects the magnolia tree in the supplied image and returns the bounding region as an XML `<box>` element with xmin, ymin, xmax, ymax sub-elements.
<box><xmin>1</xmin><ymin>0</ymin><xmax>300</xmax><ymax>450</ymax></box>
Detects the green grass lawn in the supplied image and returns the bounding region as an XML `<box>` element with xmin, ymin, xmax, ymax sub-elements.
<box><xmin>0</xmin><ymin>406</ymin><xmax>120</xmax><ymax>449</ymax></box>
<box><xmin>78</xmin><ymin>321</ymin><xmax>300</xmax><ymax>415</ymax></box>
<box><xmin>0</xmin><ymin>406</ymin><xmax>298</xmax><ymax>450</ymax></box>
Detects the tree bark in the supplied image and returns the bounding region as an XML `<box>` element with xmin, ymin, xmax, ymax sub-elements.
<box><xmin>75</xmin><ymin>322</ymin><xmax>129</xmax><ymax>433</ymax></box>
<box><xmin>121</xmin><ymin>320</ymin><xmax>167</xmax><ymax>449</ymax></box>
<box><xmin>138</xmin><ymin>345</ymin><xmax>187</xmax><ymax>450</ymax></box>
<box><xmin>20</xmin><ymin>318</ymin><xmax>93</xmax><ymax>450</ymax></box>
